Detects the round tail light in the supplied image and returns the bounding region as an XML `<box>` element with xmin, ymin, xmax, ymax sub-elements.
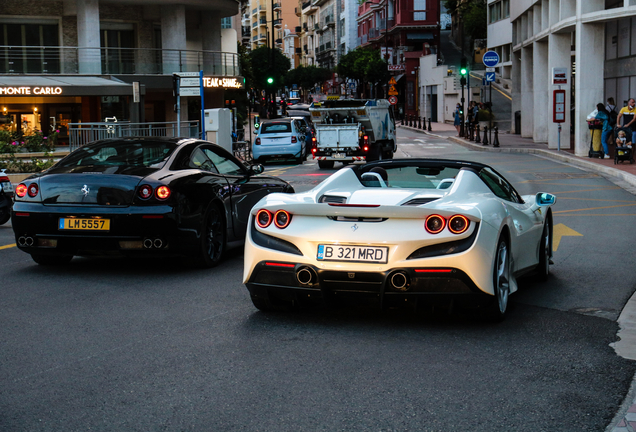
<box><xmin>256</xmin><ymin>209</ymin><xmax>272</xmax><ymax>228</ymax></box>
<box><xmin>448</xmin><ymin>215</ymin><xmax>470</xmax><ymax>234</ymax></box>
<box><xmin>274</xmin><ymin>210</ymin><xmax>292</xmax><ymax>229</ymax></box>
<box><xmin>139</xmin><ymin>184</ymin><xmax>153</xmax><ymax>199</ymax></box>
<box><xmin>155</xmin><ymin>185</ymin><xmax>171</xmax><ymax>200</ymax></box>
<box><xmin>255</xmin><ymin>138</ymin><xmax>261</xmax><ymax>145</ymax></box>
<box><xmin>27</xmin><ymin>183</ymin><xmax>39</xmax><ymax>198</ymax></box>
<box><xmin>15</xmin><ymin>183</ymin><xmax>27</xmax><ymax>198</ymax></box>
<box><xmin>425</xmin><ymin>214</ymin><xmax>446</xmax><ymax>234</ymax></box>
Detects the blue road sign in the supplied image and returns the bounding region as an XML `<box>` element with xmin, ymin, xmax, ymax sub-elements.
<box><xmin>482</xmin><ymin>51</ymin><xmax>500</xmax><ymax>68</ymax></box>
<box><xmin>485</xmin><ymin>72</ymin><xmax>496</xmax><ymax>82</ymax></box>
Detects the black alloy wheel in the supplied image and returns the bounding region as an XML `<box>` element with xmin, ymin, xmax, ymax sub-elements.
<box><xmin>0</xmin><ymin>208</ymin><xmax>10</xmax><ymax>225</ymax></box>
<box><xmin>484</xmin><ymin>235</ymin><xmax>510</xmax><ymax>322</ymax></box>
<box><xmin>536</xmin><ymin>216</ymin><xmax>552</xmax><ymax>281</ymax></box>
<box><xmin>195</xmin><ymin>204</ymin><xmax>226</xmax><ymax>268</ymax></box>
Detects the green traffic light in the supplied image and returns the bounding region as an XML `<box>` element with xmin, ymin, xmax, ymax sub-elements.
<box><xmin>460</xmin><ymin>68</ymin><xmax>467</xmax><ymax>76</ymax></box>
<box><xmin>267</xmin><ymin>77</ymin><xmax>274</xmax><ymax>84</ymax></box>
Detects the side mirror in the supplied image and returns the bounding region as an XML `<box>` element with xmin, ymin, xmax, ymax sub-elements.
<box><xmin>249</xmin><ymin>164</ymin><xmax>264</xmax><ymax>175</ymax></box>
<box><xmin>535</xmin><ymin>192</ymin><xmax>556</xmax><ymax>206</ymax></box>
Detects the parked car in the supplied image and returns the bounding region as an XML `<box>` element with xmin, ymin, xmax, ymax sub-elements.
<box><xmin>243</xmin><ymin>158</ymin><xmax>557</xmax><ymax>320</ymax></box>
<box><xmin>253</xmin><ymin>118</ymin><xmax>307</xmax><ymax>164</ymax></box>
<box><xmin>0</xmin><ymin>169</ymin><xmax>13</xmax><ymax>225</ymax></box>
<box><xmin>11</xmin><ymin>137</ymin><xmax>293</xmax><ymax>266</ymax></box>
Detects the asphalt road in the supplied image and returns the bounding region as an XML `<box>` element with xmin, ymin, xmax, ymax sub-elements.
<box><xmin>1</xmin><ymin>131</ymin><xmax>635</xmax><ymax>431</ymax></box>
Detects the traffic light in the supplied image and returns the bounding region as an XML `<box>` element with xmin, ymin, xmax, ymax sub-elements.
<box><xmin>267</xmin><ymin>77</ymin><xmax>274</xmax><ymax>85</ymax></box>
<box><xmin>459</xmin><ymin>59</ymin><xmax>467</xmax><ymax>86</ymax></box>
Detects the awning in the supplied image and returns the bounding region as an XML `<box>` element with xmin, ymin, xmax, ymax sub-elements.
<box><xmin>0</xmin><ymin>76</ymin><xmax>141</xmax><ymax>97</ymax></box>
<box><xmin>394</xmin><ymin>74</ymin><xmax>405</xmax><ymax>82</ymax></box>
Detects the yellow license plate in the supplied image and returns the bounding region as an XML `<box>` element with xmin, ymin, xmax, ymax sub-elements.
<box><xmin>59</xmin><ymin>218</ymin><xmax>110</xmax><ymax>231</ymax></box>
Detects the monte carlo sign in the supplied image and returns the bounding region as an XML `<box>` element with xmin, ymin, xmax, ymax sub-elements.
<box><xmin>0</xmin><ymin>86</ymin><xmax>63</xmax><ymax>95</ymax></box>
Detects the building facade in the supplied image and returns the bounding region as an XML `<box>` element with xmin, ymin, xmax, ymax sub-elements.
<box><xmin>0</xmin><ymin>0</ymin><xmax>240</xmax><ymax>145</ymax></box>
<box><xmin>511</xmin><ymin>0</ymin><xmax>636</xmax><ymax>156</ymax></box>
<box><xmin>487</xmin><ymin>0</ymin><xmax>512</xmax><ymax>79</ymax></box>
<box><xmin>357</xmin><ymin>0</ymin><xmax>441</xmax><ymax>117</ymax></box>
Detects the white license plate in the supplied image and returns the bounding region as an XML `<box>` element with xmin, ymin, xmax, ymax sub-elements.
<box><xmin>317</xmin><ymin>244</ymin><xmax>388</xmax><ymax>263</ymax></box>
<box><xmin>1</xmin><ymin>181</ymin><xmax>12</xmax><ymax>192</ymax></box>
<box><xmin>333</xmin><ymin>153</ymin><xmax>345</xmax><ymax>158</ymax></box>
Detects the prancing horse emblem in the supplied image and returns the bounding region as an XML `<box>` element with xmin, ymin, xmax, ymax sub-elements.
<box><xmin>81</xmin><ymin>185</ymin><xmax>90</xmax><ymax>196</ymax></box>
<box><xmin>351</xmin><ymin>224</ymin><xmax>358</xmax><ymax>232</ymax></box>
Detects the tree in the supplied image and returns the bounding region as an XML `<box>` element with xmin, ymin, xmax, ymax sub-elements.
<box><xmin>248</xmin><ymin>46</ymin><xmax>291</xmax><ymax>91</ymax></box>
<box><xmin>337</xmin><ymin>48</ymin><xmax>389</xmax><ymax>98</ymax></box>
<box><xmin>285</xmin><ymin>65</ymin><xmax>331</xmax><ymax>101</ymax></box>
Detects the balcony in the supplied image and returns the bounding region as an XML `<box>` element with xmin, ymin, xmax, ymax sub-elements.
<box><xmin>295</xmin><ymin>47</ymin><xmax>302</xmax><ymax>54</ymax></box>
<box><xmin>252</xmin><ymin>22</ymin><xmax>258</xmax><ymax>28</ymax></box>
<box><xmin>302</xmin><ymin>1</ymin><xmax>311</xmax><ymax>10</ymax></box>
<box><xmin>295</xmin><ymin>7</ymin><xmax>301</xmax><ymax>17</ymax></box>
<box><xmin>295</xmin><ymin>26</ymin><xmax>302</xmax><ymax>33</ymax></box>
<box><xmin>0</xmin><ymin>45</ymin><xmax>240</xmax><ymax>76</ymax></box>
<box><xmin>259</xmin><ymin>18</ymin><xmax>267</xmax><ymax>26</ymax></box>
<box><xmin>259</xmin><ymin>33</ymin><xmax>267</xmax><ymax>40</ymax></box>
<box><xmin>274</xmin><ymin>18</ymin><xmax>283</xmax><ymax>28</ymax></box>
<box><xmin>252</xmin><ymin>7</ymin><xmax>257</xmax><ymax>15</ymax></box>
<box><xmin>324</xmin><ymin>15</ymin><xmax>335</xmax><ymax>27</ymax></box>
<box><xmin>273</xmin><ymin>2</ymin><xmax>281</xmax><ymax>10</ymax></box>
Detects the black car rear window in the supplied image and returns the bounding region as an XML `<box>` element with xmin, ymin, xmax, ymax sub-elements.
<box><xmin>260</xmin><ymin>123</ymin><xmax>291</xmax><ymax>133</ymax></box>
<box><xmin>58</xmin><ymin>140</ymin><xmax>178</xmax><ymax>169</ymax></box>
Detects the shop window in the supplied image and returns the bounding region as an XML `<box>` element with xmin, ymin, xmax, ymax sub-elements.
<box><xmin>100</xmin><ymin>28</ymin><xmax>135</xmax><ymax>74</ymax></box>
<box><xmin>0</xmin><ymin>23</ymin><xmax>60</xmax><ymax>74</ymax></box>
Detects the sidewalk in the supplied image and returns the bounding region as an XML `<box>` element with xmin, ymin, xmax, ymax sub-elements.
<box><xmin>400</xmin><ymin>121</ymin><xmax>636</xmax><ymax>193</ymax></box>
<box><xmin>400</xmin><ymin>121</ymin><xmax>636</xmax><ymax>432</ymax></box>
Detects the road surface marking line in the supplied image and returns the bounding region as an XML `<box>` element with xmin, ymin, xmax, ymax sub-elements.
<box><xmin>0</xmin><ymin>243</ymin><xmax>16</xmax><ymax>250</ymax></box>
<box><xmin>553</xmin><ymin>203</ymin><xmax>636</xmax><ymax>214</ymax></box>
<box><xmin>553</xmin><ymin>223</ymin><xmax>582</xmax><ymax>251</ymax></box>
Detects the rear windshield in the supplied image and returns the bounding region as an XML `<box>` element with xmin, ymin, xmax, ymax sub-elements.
<box><xmin>57</xmin><ymin>140</ymin><xmax>177</xmax><ymax>169</ymax></box>
<box><xmin>360</xmin><ymin>165</ymin><xmax>461</xmax><ymax>189</ymax></box>
<box><xmin>260</xmin><ymin>123</ymin><xmax>291</xmax><ymax>134</ymax></box>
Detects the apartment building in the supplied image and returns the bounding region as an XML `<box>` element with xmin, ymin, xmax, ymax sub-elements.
<box><xmin>0</xmin><ymin>0</ymin><xmax>240</xmax><ymax>145</ymax></box>
<box><xmin>487</xmin><ymin>0</ymin><xmax>512</xmax><ymax>79</ymax></box>
<box><xmin>357</xmin><ymin>0</ymin><xmax>441</xmax><ymax>117</ymax></box>
<box><xmin>511</xmin><ymin>0</ymin><xmax>636</xmax><ymax>156</ymax></box>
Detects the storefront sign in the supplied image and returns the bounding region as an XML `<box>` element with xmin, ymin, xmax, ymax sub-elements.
<box><xmin>0</xmin><ymin>86</ymin><xmax>63</xmax><ymax>95</ymax></box>
<box><xmin>388</xmin><ymin>64</ymin><xmax>405</xmax><ymax>71</ymax></box>
<box><xmin>203</xmin><ymin>77</ymin><xmax>244</xmax><ymax>89</ymax></box>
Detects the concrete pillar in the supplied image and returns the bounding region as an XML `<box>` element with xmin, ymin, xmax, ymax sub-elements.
<box><xmin>548</xmin><ymin>32</ymin><xmax>571</xmax><ymax>150</ymax></box>
<box><xmin>521</xmin><ymin>45</ymin><xmax>534</xmax><ymax>138</ymax></box>
<box><xmin>201</xmin><ymin>12</ymin><xmax>222</xmax><ymax>75</ymax></box>
<box><xmin>511</xmin><ymin>49</ymin><xmax>521</xmax><ymax>133</ymax></box>
<box><xmin>549</xmin><ymin>0</ymin><xmax>559</xmax><ymax>27</ymax></box>
<box><xmin>541</xmin><ymin>0</ymin><xmax>549</xmax><ymax>31</ymax></box>
<box><xmin>76</xmin><ymin>0</ymin><xmax>101</xmax><ymax>74</ymax></box>
<box><xmin>533</xmin><ymin>41</ymin><xmax>549</xmax><ymax>143</ymax></box>
<box><xmin>574</xmin><ymin>19</ymin><xmax>605</xmax><ymax>156</ymax></box>
<box><xmin>161</xmin><ymin>5</ymin><xmax>186</xmax><ymax>74</ymax></box>
<box><xmin>533</xmin><ymin>5</ymin><xmax>541</xmax><ymax>36</ymax></box>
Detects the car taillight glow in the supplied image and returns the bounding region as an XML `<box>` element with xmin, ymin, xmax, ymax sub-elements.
<box><xmin>363</xmin><ymin>146</ymin><xmax>369</xmax><ymax>152</ymax></box>
<box><xmin>256</xmin><ymin>209</ymin><xmax>272</xmax><ymax>228</ymax></box>
<box><xmin>15</xmin><ymin>183</ymin><xmax>27</xmax><ymax>197</ymax></box>
<box><xmin>448</xmin><ymin>215</ymin><xmax>470</xmax><ymax>234</ymax></box>
<box><xmin>274</xmin><ymin>210</ymin><xmax>292</xmax><ymax>229</ymax></box>
<box><xmin>425</xmin><ymin>214</ymin><xmax>446</xmax><ymax>234</ymax></box>
<box><xmin>27</xmin><ymin>183</ymin><xmax>39</xmax><ymax>198</ymax></box>
<box><xmin>291</xmin><ymin>136</ymin><xmax>297</xmax><ymax>143</ymax></box>
<box><xmin>312</xmin><ymin>147</ymin><xmax>317</xmax><ymax>154</ymax></box>
<box><xmin>139</xmin><ymin>184</ymin><xmax>153</xmax><ymax>199</ymax></box>
<box><xmin>255</xmin><ymin>137</ymin><xmax>261</xmax><ymax>145</ymax></box>
<box><xmin>155</xmin><ymin>186</ymin><xmax>171</xmax><ymax>200</ymax></box>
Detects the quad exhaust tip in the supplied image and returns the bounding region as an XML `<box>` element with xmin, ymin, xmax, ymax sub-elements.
<box><xmin>143</xmin><ymin>238</ymin><xmax>164</xmax><ymax>249</ymax></box>
<box><xmin>18</xmin><ymin>236</ymin><xmax>34</xmax><ymax>247</ymax></box>
<box><xmin>296</xmin><ymin>267</ymin><xmax>317</xmax><ymax>285</ymax></box>
<box><xmin>390</xmin><ymin>271</ymin><xmax>410</xmax><ymax>291</ymax></box>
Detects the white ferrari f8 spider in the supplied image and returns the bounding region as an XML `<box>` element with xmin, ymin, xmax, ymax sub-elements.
<box><xmin>243</xmin><ymin>159</ymin><xmax>556</xmax><ymax>320</ymax></box>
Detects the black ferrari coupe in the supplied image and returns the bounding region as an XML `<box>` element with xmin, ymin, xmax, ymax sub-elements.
<box><xmin>11</xmin><ymin>137</ymin><xmax>293</xmax><ymax>266</ymax></box>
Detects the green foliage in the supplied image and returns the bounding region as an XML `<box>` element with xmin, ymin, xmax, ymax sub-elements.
<box><xmin>248</xmin><ymin>46</ymin><xmax>291</xmax><ymax>90</ymax></box>
<box><xmin>463</xmin><ymin>1</ymin><xmax>487</xmax><ymax>40</ymax></box>
<box><xmin>285</xmin><ymin>65</ymin><xmax>331</xmax><ymax>97</ymax></box>
<box><xmin>337</xmin><ymin>48</ymin><xmax>389</xmax><ymax>95</ymax></box>
<box><xmin>0</xmin><ymin>155</ymin><xmax>55</xmax><ymax>173</ymax></box>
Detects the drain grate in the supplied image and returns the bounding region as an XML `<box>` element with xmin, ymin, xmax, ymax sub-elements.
<box><xmin>533</xmin><ymin>172</ymin><xmax>600</xmax><ymax>179</ymax></box>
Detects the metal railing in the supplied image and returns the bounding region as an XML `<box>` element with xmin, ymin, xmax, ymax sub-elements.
<box><xmin>69</xmin><ymin>121</ymin><xmax>200</xmax><ymax>151</ymax></box>
<box><xmin>0</xmin><ymin>45</ymin><xmax>240</xmax><ymax>76</ymax></box>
